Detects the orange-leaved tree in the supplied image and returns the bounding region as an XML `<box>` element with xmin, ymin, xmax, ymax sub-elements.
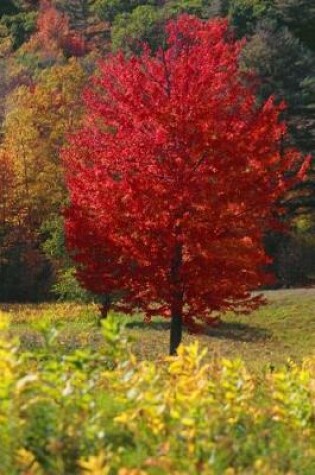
<box><xmin>21</xmin><ymin>0</ymin><xmax>86</xmax><ymax>62</ymax></box>
<box><xmin>64</xmin><ymin>15</ymin><xmax>308</xmax><ymax>354</ymax></box>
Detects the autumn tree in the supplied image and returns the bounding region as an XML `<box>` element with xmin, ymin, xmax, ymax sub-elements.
<box><xmin>51</xmin><ymin>0</ymin><xmax>111</xmax><ymax>54</ymax></box>
<box><xmin>0</xmin><ymin>149</ymin><xmax>15</xmax><ymax>231</ymax></box>
<box><xmin>0</xmin><ymin>149</ymin><xmax>51</xmax><ymax>301</ymax></box>
<box><xmin>4</xmin><ymin>59</ymin><xmax>86</xmax><ymax>223</ymax></box>
<box><xmin>0</xmin><ymin>59</ymin><xmax>87</xmax><ymax>300</ymax></box>
<box><xmin>18</xmin><ymin>0</ymin><xmax>86</xmax><ymax>65</ymax></box>
<box><xmin>64</xmin><ymin>15</ymin><xmax>308</xmax><ymax>354</ymax></box>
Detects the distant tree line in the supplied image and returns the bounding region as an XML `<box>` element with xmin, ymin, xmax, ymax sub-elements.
<box><xmin>0</xmin><ymin>0</ymin><xmax>314</xmax><ymax>301</ymax></box>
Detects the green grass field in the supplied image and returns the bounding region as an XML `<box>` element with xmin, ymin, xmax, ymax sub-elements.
<box><xmin>1</xmin><ymin>288</ymin><xmax>314</xmax><ymax>372</ymax></box>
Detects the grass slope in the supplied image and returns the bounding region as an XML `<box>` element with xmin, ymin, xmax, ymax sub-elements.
<box><xmin>1</xmin><ymin>288</ymin><xmax>314</xmax><ymax>372</ymax></box>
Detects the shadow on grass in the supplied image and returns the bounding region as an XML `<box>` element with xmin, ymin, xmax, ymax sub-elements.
<box><xmin>126</xmin><ymin>320</ymin><xmax>171</xmax><ymax>331</ymax></box>
<box><xmin>205</xmin><ymin>321</ymin><xmax>271</xmax><ymax>343</ymax></box>
<box><xmin>126</xmin><ymin>320</ymin><xmax>271</xmax><ymax>343</ymax></box>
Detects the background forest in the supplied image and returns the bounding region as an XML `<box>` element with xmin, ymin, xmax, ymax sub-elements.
<box><xmin>0</xmin><ymin>0</ymin><xmax>314</xmax><ymax>302</ymax></box>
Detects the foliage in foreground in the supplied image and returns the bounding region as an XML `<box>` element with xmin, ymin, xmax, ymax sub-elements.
<box><xmin>0</xmin><ymin>312</ymin><xmax>314</xmax><ymax>474</ymax></box>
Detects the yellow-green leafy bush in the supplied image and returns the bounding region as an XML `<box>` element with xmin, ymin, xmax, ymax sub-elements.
<box><xmin>0</xmin><ymin>311</ymin><xmax>314</xmax><ymax>474</ymax></box>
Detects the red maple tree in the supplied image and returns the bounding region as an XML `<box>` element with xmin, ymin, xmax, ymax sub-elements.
<box><xmin>64</xmin><ymin>15</ymin><xmax>307</xmax><ymax>354</ymax></box>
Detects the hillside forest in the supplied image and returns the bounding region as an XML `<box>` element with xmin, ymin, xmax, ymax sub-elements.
<box><xmin>0</xmin><ymin>0</ymin><xmax>314</xmax><ymax>303</ymax></box>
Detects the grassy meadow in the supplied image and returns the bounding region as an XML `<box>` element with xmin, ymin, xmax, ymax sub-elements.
<box><xmin>1</xmin><ymin>288</ymin><xmax>314</xmax><ymax>371</ymax></box>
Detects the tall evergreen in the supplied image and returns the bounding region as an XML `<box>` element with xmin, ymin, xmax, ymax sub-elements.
<box><xmin>53</xmin><ymin>0</ymin><xmax>90</xmax><ymax>30</ymax></box>
<box><xmin>275</xmin><ymin>0</ymin><xmax>315</xmax><ymax>51</ymax></box>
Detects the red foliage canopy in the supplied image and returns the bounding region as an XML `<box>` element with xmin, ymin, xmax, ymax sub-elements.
<box><xmin>64</xmin><ymin>16</ymin><xmax>306</xmax><ymax>344</ymax></box>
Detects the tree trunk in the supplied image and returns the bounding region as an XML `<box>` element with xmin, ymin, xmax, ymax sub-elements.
<box><xmin>99</xmin><ymin>294</ymin><xmax>111</xmax><ymax>324</ymax></box>
<box><xmin>169</xmin><ymin>242</ymin><xmax>183</xmax><ymax>356</ymax></box>
<box><xmin>170</xmin><ymin>306</ymin><xmax>183</xmax><ymax>356</ymax></box>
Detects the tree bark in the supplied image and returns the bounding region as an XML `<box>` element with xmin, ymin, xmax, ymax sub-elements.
<box><xmin>169</xmin><ymin>242</ymin><xmax>183</xmax><ymax>356</ymax></box>
<box><xmin>170</xmin><ymin>305</ymin><xmax>183</xmax><ymax>356</ymax></box>
<box><xmin>99</xmin><ymin>294</ymin><xmax>111</xmax><ymax>324</ymax></box>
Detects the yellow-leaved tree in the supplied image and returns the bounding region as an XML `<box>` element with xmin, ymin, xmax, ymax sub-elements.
<box><xmin>4</xmin><ymin>58</ymin><xmax>86</xmax><ymax>224</ymax></box>
<box><xmin>1</xmin><ymin>58</ymin><xmax>87</xmax><ymax>300</ymax></box>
